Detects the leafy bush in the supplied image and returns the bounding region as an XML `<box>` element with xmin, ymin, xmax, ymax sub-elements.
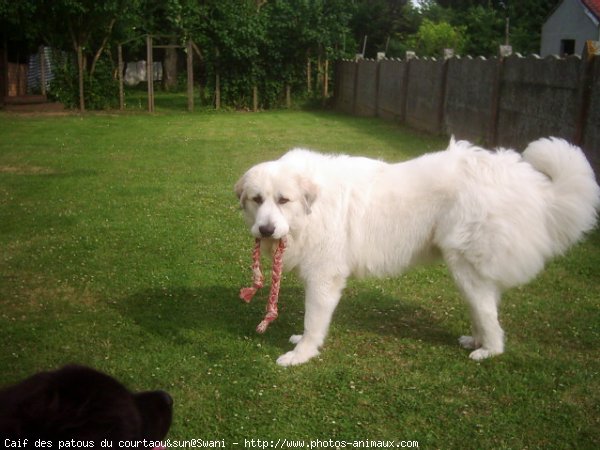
<box><xmin>47</xmin><ymin>51</ymin><xmax>78</xmax><ymax>108</ymax></box>
<box><xmin>48</xmin><ymin>51</ymin><xmax>119</xmax><ymax>110</ymax></box>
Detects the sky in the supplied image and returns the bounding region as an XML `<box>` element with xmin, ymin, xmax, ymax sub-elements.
<box><xmin>410</xmin><ymin>0</ymin><xmax>425</xmax><ymax>8</ymax></box>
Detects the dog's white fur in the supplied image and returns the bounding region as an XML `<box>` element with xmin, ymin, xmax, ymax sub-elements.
<box><xmin>235</xmin><ymin>138</ymin><xmax>600</xmax><ymax>366</ymax></box>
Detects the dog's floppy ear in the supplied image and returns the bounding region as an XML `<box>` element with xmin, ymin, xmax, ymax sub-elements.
<box><xmin>234</xmin><ymin>174</ymin><xmax>247</xmax><ymax>206</ymax></box>
<box><xmin>297</xmin><ymin>175</ymin><xmax>319</xmax><ymax>214</ymax></box>
<box><xmin>0</xmin><ymin>371</ymin><xmax>57</xmax><ymax>433</ymax></box>
<box><xmin>134</xmin><ymin>391</ymin><xmax>173</xmax><ymax>440</ymax></box>
<box><xmin>448</xmin><ymin>135</ymin><xmax>459</xmax><ymax>150</ymax></box>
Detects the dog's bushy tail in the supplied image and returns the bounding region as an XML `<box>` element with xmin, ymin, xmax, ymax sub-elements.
<box><xmin>523</xmin><ymin>137</ymin><xmax>600</xmax><ymax>255</ymax></box>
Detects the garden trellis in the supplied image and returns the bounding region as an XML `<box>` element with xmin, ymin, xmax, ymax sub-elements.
<box><xmin>117</xmin><ymin>34</ymin><xmax>201</xmax><ymax>112</ymax></box>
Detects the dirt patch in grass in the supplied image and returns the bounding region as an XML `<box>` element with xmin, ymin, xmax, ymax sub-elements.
<box><xmin>0</xmin><ymin>166</ymin><xmax>57</xmax><ymax>175</ymax></box>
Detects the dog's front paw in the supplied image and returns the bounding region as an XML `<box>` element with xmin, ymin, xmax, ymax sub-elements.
<box><xmin>276</xmin><ymin>347</ymin><xmax>319</xmax><ymax>367</ymax></box>
<box><xmin>469</xmin><ymin>348</ymin><xmax>502</xmax><ymax>361</ymax></box>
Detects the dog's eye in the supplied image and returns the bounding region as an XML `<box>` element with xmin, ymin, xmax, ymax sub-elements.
<box><xmin>252</xmin><ymin>195</ymin><xmax>264</xmax><ymax>205</ymax></box>
<box><xmin>278</xmin><ymin>197</ymin><xmax>290</xmax><ymax>205</ymax></box>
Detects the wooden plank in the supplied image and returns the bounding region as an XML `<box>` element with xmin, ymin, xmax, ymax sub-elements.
<box><xmin>191</xmin><ymin>42</ymin><xmax>203</xmax><ymax>59</ymax></box>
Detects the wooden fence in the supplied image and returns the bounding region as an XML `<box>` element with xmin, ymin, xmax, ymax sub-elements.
<box><xmin>334</xmin><ymin>43</ymin><xmax>600</xmax><ymax>173</ymax></box>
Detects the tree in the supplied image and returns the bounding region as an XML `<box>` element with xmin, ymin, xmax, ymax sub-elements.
<box><xmin>189</xmin><ymin>0</ymin><xmax>355</xmax><ymax>109</ymax></box>
<box><xmin>2</xmin><ymin>0</ymin><xmax>357</xmax><ymax>109</ymax></box>
<box><xmin>191</xmin><ymin>0</ymin><xmax>267</xmax><ymax>108</ymax></box>
<box><xmin>461</xmin><ymin>5</ymin><xmax>504</xmax><ymax>55</ymax></box>
<box><xmin>428</xmin><ymin>0</ymin><xmax>556</xmax><ymax>56</ymax></box>
<box><xmin>507</xmin><ymin>0</ymin><xmax>556</xmax><ymax>55</ymax></box>
<box><xmin>0</xmin><ymin>0</ymin><xmax>41</xmax><ymax>57</ymax></box>
<box><xmin>131</xmin><ymin>0</ymin><xmax>204</xmax><ymax>92</ymax></box>
<box><xmin>36</xmin><ymin>0</ymin><xmax>140</xmax><ymax>110</ymax></box>
<box><xmin>350</xmin><ymin>0</ymin><xmax>411</xmax><ymax>58</ymax></box>
<box><xmin>407</xmin><ymin>18</ymin><xmax>466</xmax><ymax>56</ymax></box>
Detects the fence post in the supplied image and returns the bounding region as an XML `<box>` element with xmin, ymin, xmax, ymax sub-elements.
<box><xmin>488</xmin><ymin>55</ymin><xmax>505</xmax><ymax>147</ymax></box>
<box><xmin>306</xmin><ymin>51</ymin><xmax>312</xmax><ymax>94</ymax></box>
<box><xmin>352</xmin><ymin>60</ymin><xmax>360</xmax><ymax>115</ymax></box>
<box><xmin>400</xmin><ymin>54</ymin><xmax>414</xmax><ymax>124</ymax></box>
<box><xmin>187</xmin><ymin>40</ymin><xmax>194</xmax><ymax>112</ymax></box>
<box><xmin>374</xmin><ymin>59</ymin><xmax>381</xmax><ymax>117</ymax></box>
<box><xmin>118</xmin><ymin>44</ymin><xmax>124</xmax><ymax>110</ymax></box>
<box><xmin>215</xmin><ymin>72</ymin><xmax>220</xmax><ymax>110</ymax></box>
<box><xmin>323</xmin><ymin>58</ymin><xmax>329</xmax><ymax>99</ymax></box>
<box><xmin>437</xmin><ymin>58</ymin><xmax>449</xmax><ymax>134</ymax></box>
<box><xmin>574</xmin><ymin>41</ymin><xmax>599</xmax><ymax>146</ymax></box>
<box><xmin>146</xmin><ymin>34</ymin><xmax>154</xmax><ymax>113</ymax></box>
<box><xmin>77</xmin><ymin>44</ymin><xmax>85</xmax><ymax>111</ymax></box>
<box><xmin>39</xmin><ymin>46</ymin><xmax>46</xmax><ymax>96</ymax></box>
<box><xmin>333</xmin><ymin>60</ymin><xmax>342</xmax><ymax>110</ymax></box>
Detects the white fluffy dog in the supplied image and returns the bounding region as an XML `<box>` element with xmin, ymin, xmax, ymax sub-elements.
<box><xmin>235</xmin><ymin>138</ymin><xmax>600</xmax><ymax>366</ymax></box>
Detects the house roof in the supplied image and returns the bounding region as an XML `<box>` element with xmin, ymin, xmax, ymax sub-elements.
<box><xmin>582</xmin><ymin>0</ymin><xmax>600</xmax><ymax>21</ymax></box>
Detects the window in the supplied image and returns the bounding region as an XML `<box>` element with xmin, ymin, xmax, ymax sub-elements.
<box><xmin>560</xmin><ymin>39</ymin><xmax>575</xmax><ymax>56</ymax></box>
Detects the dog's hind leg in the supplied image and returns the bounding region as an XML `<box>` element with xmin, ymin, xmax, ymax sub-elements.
<box><xmin>448</xmin><ymin>255</ymin><xmax>505</xmax><ymax>360</ymax></box>
<box><xmin>276</xmin><ymin>274</ymin><xmax>346</xmax><ymax>366</ymax></box>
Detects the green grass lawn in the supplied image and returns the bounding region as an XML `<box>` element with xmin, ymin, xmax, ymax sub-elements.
<box><xmin>0</xmin><ymin>108</ymin><xmax>598</xmax><ymax>448</ymax></box>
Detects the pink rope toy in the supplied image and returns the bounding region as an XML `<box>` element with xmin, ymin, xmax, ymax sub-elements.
<box><xmin>239</xmin><ymin>237</ymin><xmax>287</xmax><ymax>333</ymax></box>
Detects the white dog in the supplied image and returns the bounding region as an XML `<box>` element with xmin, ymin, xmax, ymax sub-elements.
<box><xmin>235</xmin><ymin>138</ymin><xmax>600</xmax><ymax>366</ymax></box>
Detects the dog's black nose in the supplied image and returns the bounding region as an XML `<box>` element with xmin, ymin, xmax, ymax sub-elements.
<box><xmin>259</xmin><ymin>224</ymin><xmax>275</xmax><ymax>237</ymax></box>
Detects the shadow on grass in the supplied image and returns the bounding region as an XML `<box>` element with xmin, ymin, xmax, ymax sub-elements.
<box><xmin>115</xmin><ymin>284</ymin><xmax>455</xmax><ymax>350</ymax></box>
<box><xmin>306</xmin><ymin>110</ymin><xmax>450</xmax><ymax>157</ymax></box>
<box><xmin>336</xmin><ymin>291</ymin><xmax>457</xmax><ymax>348</ymax></box>
<box><xmin>114</xmin><ymin>285</ymin><xmax>304</xmax><ymax>343</ymax></box>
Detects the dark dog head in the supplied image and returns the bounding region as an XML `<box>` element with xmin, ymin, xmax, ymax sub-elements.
<box><xmin>0</xmin><ymin>365</ymin><xmax>172</xmax><ymax>443</ymax></box>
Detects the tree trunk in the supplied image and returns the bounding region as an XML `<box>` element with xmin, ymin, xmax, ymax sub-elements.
<box><xmin>323</xmin><ymin>59</ymin><xmax>329</xmax><ymax>98</ymax></box>
<box><xmin>163</xmin><ymin>42</ymin><xmax>178</xmax><ymax>91</ymax></box>
<box><xmin>253</xmin><ymin>85</ymin><xmax>258</xmax><ymax>112</ymax></box>
<box><xmin>187</xmin><ymin>40</ymin><xmax>193</xmax><ymax>112</ymax></box>
<box><xmin>306</xmin><ymin>50</ymin><xmax>312</xmax><ymax>94</ymax></box>
<box><xmin>90</xmin><ymin>18</ymin><xmax>115</xmax><ymax>77</ymax></box>
<box><xmin>215</xmin><ymin>72</ymin><xmax>221</xmax><ymax>110</ymax></box>
<box><xmin>316</xmin><ymin>50</ymin><xmax>322</xmax><ymax>94</ymax></box>
<box><xmin>69</xmin><ymin>21</ymin><xmax>86</xmax><ymax>111</ymax></box>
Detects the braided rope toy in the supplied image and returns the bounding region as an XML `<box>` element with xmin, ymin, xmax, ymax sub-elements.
<box><xmin>240</xmin><ymin>237</ymin><xmax>287</xmax><ymax>333</ymax></box>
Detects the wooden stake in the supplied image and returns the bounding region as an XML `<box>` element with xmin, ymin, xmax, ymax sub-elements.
<box><xmin>39</xmin><ymin>46</ymin><xmax>46</xmax><ymax>96</ymax></box>
<box><xmin>77</xmin><ymin>45</ymin><xmax>85</xmax><ymax>111</ymax></box>
<box><xmin>215</xmin><ymin>47</ymin><xmax>221</xmax><ymax>110</ymax></box>
<box><xmin>323</xmin><ymin>59</ymin><xmax>329</xmax><ymax>98</ymax></box>
<box><xmin>215</xmin><ymin>72</ymin><xmax>220</xmax><ymax>109</ymax></box>
<box><xmin>146</xmin><ymin>35</ymin><xmax>154</xmax><ymax>113</ymax></box>
<box><xmin>187</xmin><ymin>40</ymin><xmax>194</xmax><ymax>112</ymax></box>
<box><xmin>118</xmin><ymin>44</ymin><xmax>124</xmax><ymax>110</ymax></box>
<box><xmin>307</xmin><ymin>50</ymin><xmax>312</xmax><ymax>93</ymax></box>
